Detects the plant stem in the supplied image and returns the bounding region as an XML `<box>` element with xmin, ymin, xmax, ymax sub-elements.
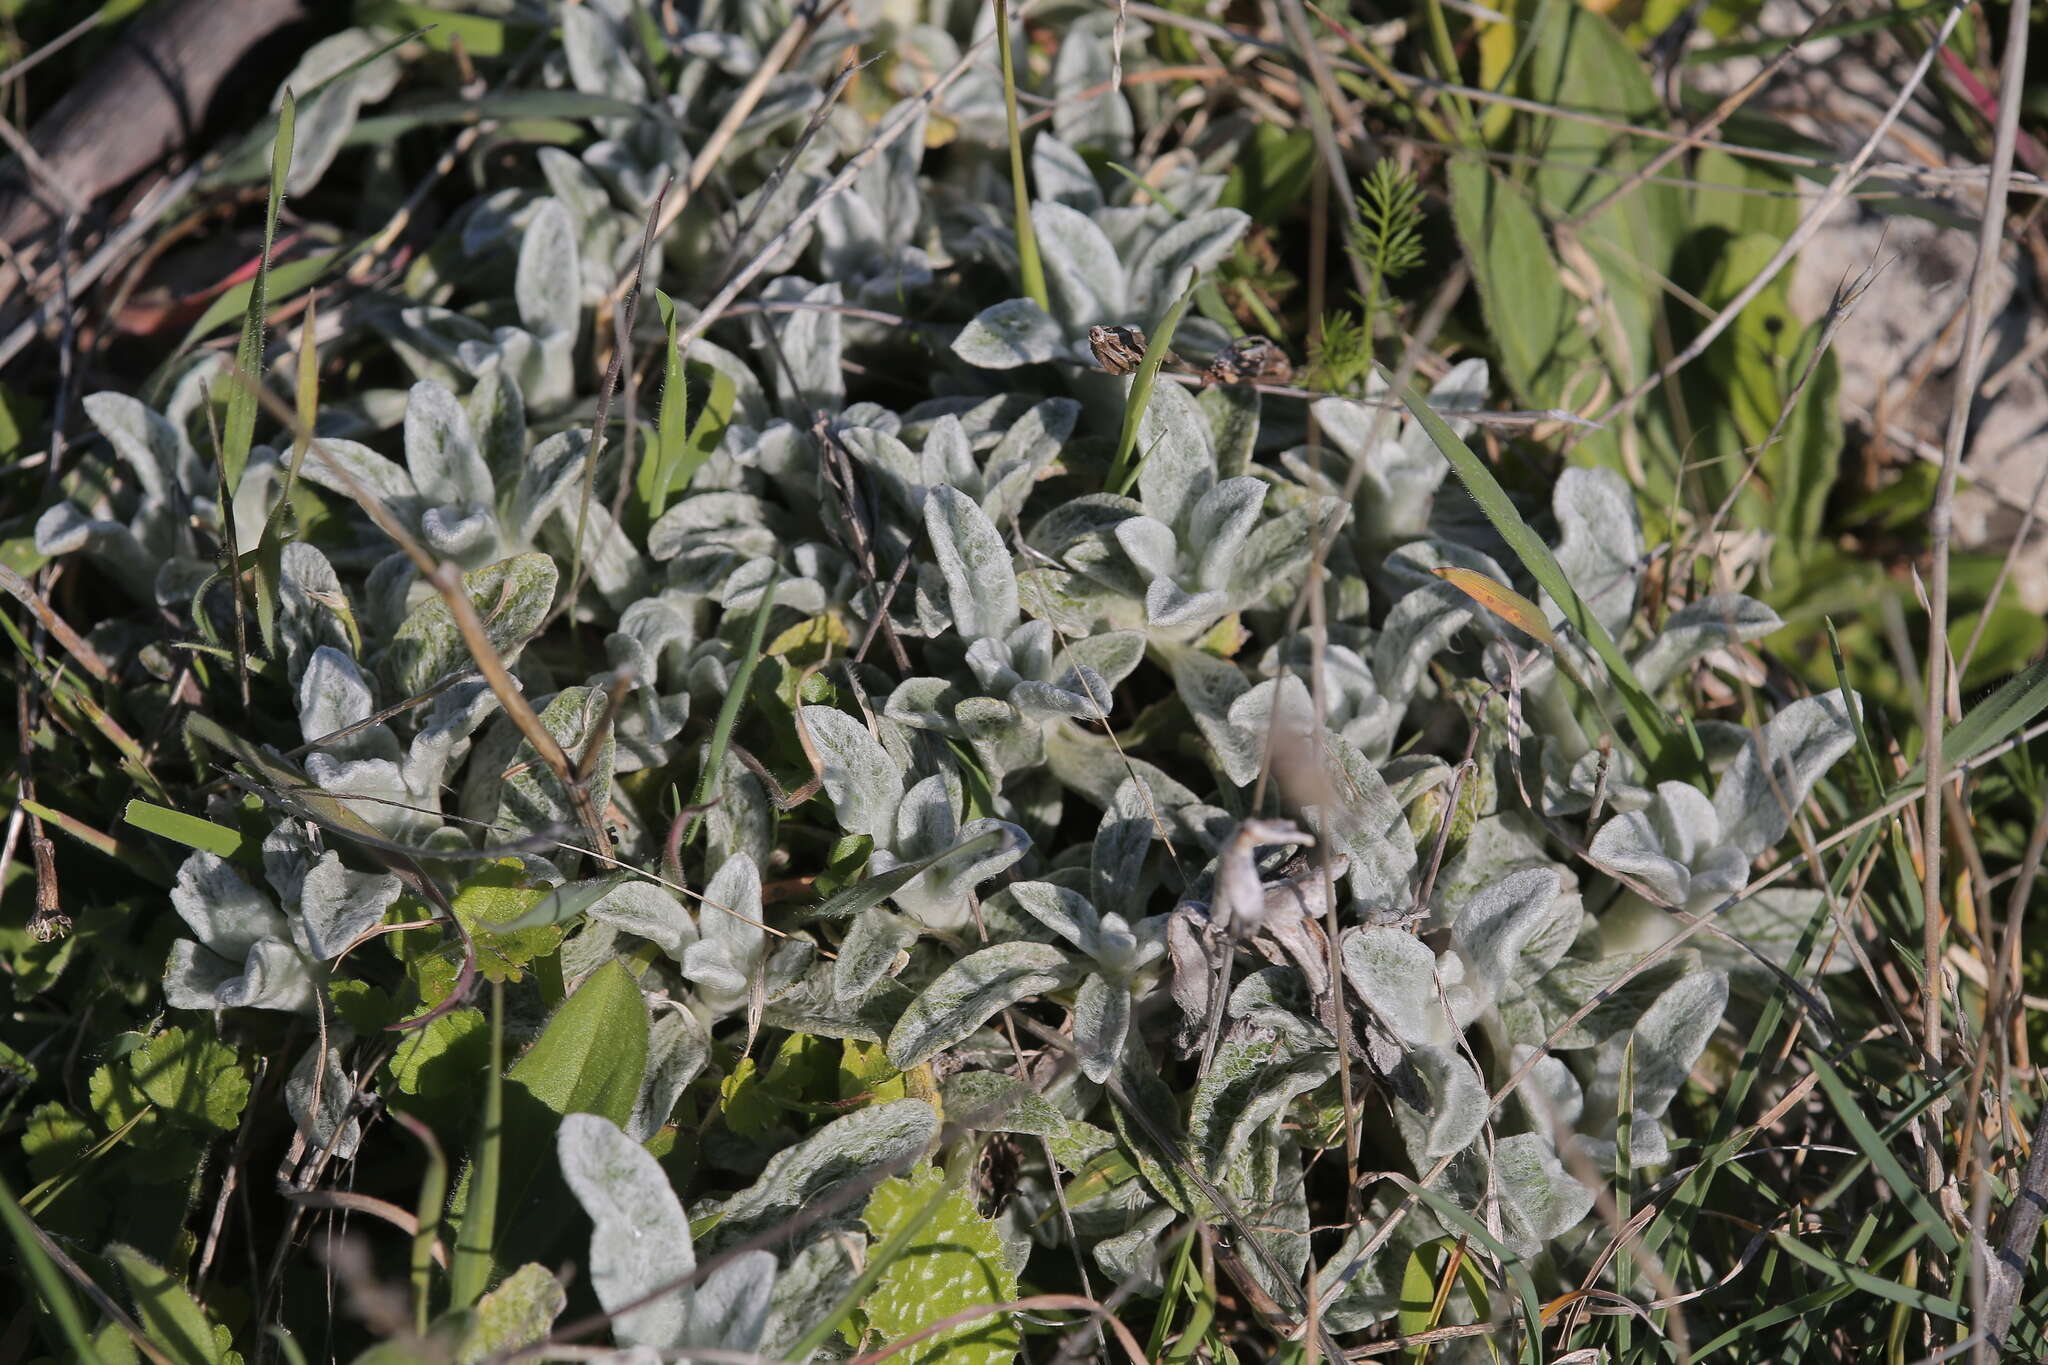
<box><xmin>995</xmin><ymin>0</ymin><xmax>1050</xmax><ymax>313</ymax></box>
<box><xmin>448</xmin><ymin>980</ymin><xmax>505</xmax><ymax>1307</ymax></box>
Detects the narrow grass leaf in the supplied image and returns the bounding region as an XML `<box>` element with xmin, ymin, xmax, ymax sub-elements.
<box><xmin>1431</xmin><ymin>565</ymin><xmax>1560</xmax><ymax>650</ymax></box>
<box><xmin>1767</xmin><ymin>1231</ymin><xmax>1962</xmax><ymax>1320</ymax></box>
<box><xmin>0</xmin><ymin>1171</ymin><xmax>101</xmax><ymax>1365</ymax></box>
<box><xmin>995</xmin><ymin>0</ymin><xmax>1050</xmax><ymax>314</ymax></box>
<box><xmin>1110</xmin><ymin>283</ymin><xmax>1201</xmax><ymax>495</ymax></box>
<box><xmin>250</xmin><ymin>290</ymin><xmax>323</xmax><ymax>657</ymax></box>
<box><xmin>1387</xmin><ymin>1175</ymin><xmax>1548</xmax><ymax>1364</ymax></box>
<box><xmin>179</xmin><ymin>250</ymin><xmax>340</xmax><ymax>352</ymax></box>
<box><xmin>1900</xmin><ymin>653</ymin><xmax>2048</xmax><ymax>789</ymax></box>
<box><xmin>1392</xmin><ymin>367</ymin><xmax>1688</xmax><ymax>770</ymax></box>
<box><xmin>397</xmin><ymin>1116</ymin><xmax>448</xmax><ymax>1334</ymax></box>
<box><xmin>122</xmin><ymin>800</ymin><xmax>244</xmax><ymax>858</ymax></box>
<box><xmin>1806</xmin><ymin>1051</ymin><xmax>1957</xmax><ymax>1255</ymax></box>
<box><xmin>635</xmin><ymin>290</ymin><xmax>690</xmax><ymax>527</ymax></box>
<box><xmin>219</xmin><ymin>90</ymin><xmax>296</xmax><ymax>494</ymax></box>
<box><xmin>683</xmin><ymin>568</ymin><xmax>780</xmax><ymax>851</ymax></box>
<box><xmin>110</xmin><ymin>1244</ymin><xmax>224</xmax><ymax>1365</ymax></box>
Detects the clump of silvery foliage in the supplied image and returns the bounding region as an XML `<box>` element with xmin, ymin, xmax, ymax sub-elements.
<box><xmin>41</xmin><ymin>0</ymin><xmax>1863</xmax><ymax>1351</ymax></box>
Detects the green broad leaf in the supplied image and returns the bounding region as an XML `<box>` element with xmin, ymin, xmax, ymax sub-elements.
<box><xmin>1689</xmin><ymin>146</ymin><xmax>1800</xmax><ymax>243</ymax></box>
<box><xmin>860</xmin><ymin>1167</ymin><xmax>1020</xmax><ymax>1365</ymax></box>
<box><xmin>91</xmin><ymin>1028</ymin><xmax>251</xmax><ymax>1141</ymax></box>
<box><xmin>508</xmin><ymin>960</ymin><xmax>648</xmax><ymax>1130</ymax></box>
<box><xmin>329</xmin><ymin>979</ymin><xmax>406</xmax><ymax>1033</ymax></box>
<box><xmin>122</xmin><ymin>800</ymin><xmax>245</xmax><ymax>858</ymax></box>
<box><xmin>220</xmin><ymin>89</ymin><xmax>295</xmax><ymax>493</ymax></box>
<box><xmin>388</xmin><ymin>1008</ymin><xmax>489</xmax><ymax>1098</ymax></box>
<box><xmin>110</xmin><ymin>1243</ymin><xmax>228</xmax><ymax>1365</ymax></box>
<box><xmin>1521</xmin><ymin>3</ymin><xmax>1683</xmax><ymax>311</ymax></box>
<box><xmin>1698</xmin><ymin>231</ymin><xmax>1797</xmax><ymax>452</ymax></box>
<box><xmin>839</xmin><ymin>1040</ymin><xmax>907</xmax><ymax>1103</ymax></box>
<box><xmin>814</xmin><ymin>833</ymin><xmax>875</xmax><ymax>899</ymax></box>
<box><xmin>1447</xmin><ymin>158</ymin><xmax>1582</xmax><ymax>416</ymax></box>
<box><xmin>718</xmin><ymin>1057</ymin><xmax>780</xmax><ymax>1139</ymax></box>
<box><xmin>1955</xmin><ymin>605</ymin><xmax>2048</xmax><ymax>690</ymax></box>
<box><xmin>396</xmin><ymin>863</ymin><xmax>567</xmax><ymax>1001</ymax></box>
<box><xmin>0</xmin><ymin>381</ymin><xmax>43</xmax><ymax>461</ymax></box>
<box><xmin>767</xmin><ymin>611</ymin><xmax>851</xmax><ymax>663</ymax></box>
<box><xmin>456</xmin><ymin>1263</ymin><xmax>565</xmax><ymax>1364</ymax></box>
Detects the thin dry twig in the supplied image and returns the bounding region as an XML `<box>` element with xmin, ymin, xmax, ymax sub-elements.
<box><xmin>1926</xmin><ymin>0</ymin><xmax>2031</xmax><ymax>1306</ymax></box>
<box><xmin>670</xmin><ymin>28</ymin><xmax>997</xmax><ymax>357</ymax></box>
<box><xmin>848</xmin><ymin>1294</ymin><xmax>1148</xmax><ymax>1365</ymax></box>
<box><xmin>1334</xmin><ymin>711</ymin><xmax>2048</xmax><ymax>1285</ymax></box>
<box><xmin>563</xmin><ymin>174</ymin><xmax>672</xmax><ymax>631</ymax></box>
<box><xmin>617</xmin><ymin>0</ymin><xmax>846</xmax><ymax>309</ymax></box>
<box><xmin>232</xmin><ymin>374</ymin><xmax>614</xmax><ymax>860</ymax></box>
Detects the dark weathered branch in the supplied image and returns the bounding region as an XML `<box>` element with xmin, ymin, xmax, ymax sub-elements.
<box><xmin>0</xmin><ymin>0</ymin><xmax>314</xmax><ymax>246</ymax></box>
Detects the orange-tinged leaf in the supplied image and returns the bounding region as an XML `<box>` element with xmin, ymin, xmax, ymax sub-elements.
<box><xmin>1431</xmin><ymin>565</ymin><xmax>1560</xmax><ymax>650</ymax></box>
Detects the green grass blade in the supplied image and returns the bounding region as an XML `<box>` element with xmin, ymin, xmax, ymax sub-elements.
<box><xmin>1766</xmin><ymin>1231</ymin><xmax>1961</xmax><ymax>1320</ymax></box>
<box><xmin>1899</xmin><ymin>653</ymin><xmax>2048</xmax><ymax>789</ymax></box>
<box><xmin>22</xmin><ymin>1109</ymin><xmax>152</xmax><ymax>1216</ymax></box>
<box><xmin>994</xmin><ymin>0</ymin><xmax>1049</xmax><ymax>314</ymax></box>
<box><xmin>1109</xmin><ymin>284</ymin><xmax>1201</xmax><ymax>495</ymax></box>
<box><xmin>396</xmin><ymin>1114</ymin><xmax>449</xmax><ymax>1334</ymax></box>
<box><xmin>1692</xmin><ymin>1286</ymin><xmax>1851</xmax><ymax>1360</ymax></box>
<box><xmin>121</xmin><ymin>799</ymin><xmax>244</xmax><ymax>858</ymax></box>
<box><xmin>0</xmin><ymin>1169</ymin><xmax>102</xmax><ymax>1365</ymax></box>
<box><xmin>356</xmin><ymin>0</ymin><xmax>519</xmax><ymax>54</ymax></box>
<box><xmin>631</xmin><ymin>292</ymin><xmax>732</xmax><ymax>531</ymax></box>
<box><xmin>448</xmin><ymin>980</ymin><xmax>505</xmax><ymax>1307</ymax></box>
<box><xmin>178</xmin><ymin>250</ymin><xmax>340</xmax><ymax>353</ymax></box>
<box><xmin>1808</xmin><ymin>1063</ymin><xmax>1961</xmax><ymax>1225</ymax></box>
<box><xmin>682</xmin><ymin>570</ymin><xmax>781</xmax><ymax>852</ymax></box>
<box><xmin>1388</xmin><ymin>1175</ymin><xmax>1547</xmax><ymax>1364</ymax></box>
<box><xmin>1390</xmin><ymin>369</ymin><xmax>1690</xmax><ymax>770</ymax></box>
<box><xmin>249</xmin><ymin>290</ymin><xmax>324</xmax><ymax>658</ymax></box>
<box><xmin>219</xmin><ymin>89</ymin><xmax>295</xmax><ymax>493</ymax></box>
<box><xmin>635</xmin><ymin>290</ymin><xmax>690</xmax><ymax>528</ymax></box>
<box><xmin>1806</xmin><ymin>1052</ymin><xmax>1958</xmax><ymax>1256</ymax></box>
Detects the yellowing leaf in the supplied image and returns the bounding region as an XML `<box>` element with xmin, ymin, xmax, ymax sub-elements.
<box><xmin>840</xmin><ymin>1040</ymin><xmax>908</xmax><ymax>1103</ymax></box>
<box><xmin>1431</xmin><ymin>566</ymin><xmax>1561</xmax><ymax>651</ymax></box>
<box><xmin>768</xmin><ymin>612</ymin><xmax>851</xmax><ymax>659</ymax></box>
